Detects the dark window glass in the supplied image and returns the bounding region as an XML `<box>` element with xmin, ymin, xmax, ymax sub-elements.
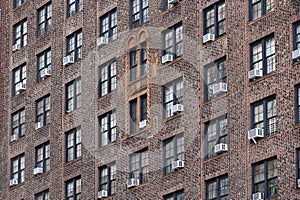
<box><xmin>35</xmin><ymin>142</ymin><xmax>50</xmax><ymax>172</ymax></box>
<box><xmin>163</xmin><ymin>78</ymin><xmax>183</xmax><ymax>118</ymax></box>
<box><xmin>66</xmin><ymin>77</ymin><xmax>81</xmax><ymax>113</ymax></box>
<box><xmin>130</xmin><ymin>0</ymin><xmax>149</xmax><ymax>29</ymax></box>
<box><xmin>98</xmin><ymin>111</ymin><xmax>117</xmax><ymax>147</ymax></box>
<box><xmin>38</xmin><ymin>3</ymin><xmax>52</xmax><ymax>36</ymax></box>
<box><xmin>204</xmin><ymin>1</ymin><xmax>226</xmax><ymax>37</ymax></box>
<box><xmin>67</xmin><ymin>0</ymin><xmax>83</xmax><ymax>17</ymax></box>
<box><xmin>206</xmin><ymin>175</ymin><xmax>228</xmax><ymax>200</ymax></box>
<box><xmin>66</xmin><ymin>126</ymin><xmax>81</xmax><ymax>162</ymax></box>
<box><xmin>100</xmin><ymin>9</ymin><xmax>117</xmax><ymax>41</ymax></box>
<box><xmin>11</xmin><ymin>154</ymin><xmax>25</xmax><ymax>184</ymax></box>
<box><xmin>99</xmin><ymin>162</ymin><xmax>116</xmax><ymax>196</ymax></box>
<box><xmin>65</xmin><ymin>176</ymin><xmax>81</xmax><ymax>200</ymax></box>
<box><xmin>250</xmin><ymin>0</ymin><xmax>275</xmax><ymax>21</ymax></box>
<box><xmin>37</xmin><ymin>49</ymin><xmax>51</xmax><ymax>82</ymax></box>
<box><xmin>163</xmin><ymin>23</ymin><xmax>183</xmax><ymax>58</ymax></box>
<box><xmin>36</xmin><ymin>95</ymin><xmax>51</xmax><ymax>126</ymax></box>
<box><xmin>66</xmin><ymin>30</ymin><xmax>82</xmax><ymax>61</ymax></box>
<box><xmin>129</xmin><ymin>149</ymin><xmax>148</xmax><ymax>184</ymax></box>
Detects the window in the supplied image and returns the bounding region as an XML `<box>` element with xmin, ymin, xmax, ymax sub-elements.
<box><xmin>13</xmin><ymin>20</ymin><xmax>27</xmax><ymax>48</ymax></box>
<box><xmin>67</xmin><ymin>0</ymin><xmax>83</xmax><ymax>17</ymax></box>
<box><xmin>36</xmin><ymin>95</ymin><xmax>50</xmax><ymax>126</ymax></box>
<box><xmin>250</xmin><ymin>0</ymin><xmax>275</xmax><ymax>21</ymax></box>
<box><xmin>35</xmin><ymin>142</ymin><xmax>50</xmax><ymax>173</ymax></box>
<box><xmin>164</xmin><ymin>190</ymin><xmax>184</xmax><ymax>200</ymax></box>
<box><xmin>294</xmin><ymin>22</ymin><xmax>300</xmax><ymax>51</ymax></box>
<box><xmin>35</xmin><ymin>189</ymin><xmax>50</xmax><ymax>200</ymax></box>
<box><xmin>162</xmin><ymin>23</ymin><xmax>183</xmax><ymax>59</ymax></box>
<box><xmin>203</xmin><ymin>1</ymin><xmax>226</xmax><ymax>38</ymax></box>
<box><xmin>99</xmin><ymin>60</ymin><xmax>116</xmax><ymax>97</ymax></box>
<box><xmin>295</xmin><ymin>85</ymin><xmax>300</xmax><ymax>124</ymax></box>
<box><xmin>66</xmin><ymin>30</ymin><xmax>82</xmax><ymax>62</ymax></box>
<box><xmin>65</xmin><ymin>176</ymin><xmax>81</xmax><ymax>200</ymax></box>
<box><xmin>37</xmin><ymin>49</ymin><xmax>51</xmax><ymax>82</ymax></box>
<box><xmin>13</xmin><ymin>64</ymin><xmax>26</xmax><ymax>96</ymax></box>
<box><xmin>129</xmin><ymin>148</ymin><xmax>148</xmax><ymax>184</ymax></box>
<box><xmin>205</xmin><ymin>115</ymin><xmax>227</xmax><ymax>159</ymax></box>
<box><xmin>11</xmin><ymin>154</ymin><xmax>25</xmax><ymax>184</ymax></box>
<box><xmin>14</xmin><ymin>0</ymin><xmax>26</xmax><ymax>8</ymax></box>
<box><xmin>129</xmin><ymin>94</ymin><xmax>147</xmax><ymax>134</ymax></box>
<box><xmin>251</xmin><ymin>96</ymin><xmax>276</xmax><ymax>137</ymax></box>
<box><xmin>130</xmin><ymin>0</ymin><xmax>149</xmax><ymax>29</ymax></box>
<box><xmin>66</xmin><ymin>126</ymin><xmax>81</xmax><ymax>162</ymax></box>
<box><xmin>297</xmin><ymin>149</ymin><xmax>300</xmax><ymax>181</ymax></box>
<box><xmin>100</xmin><ymin>9</ymin><xmax>117</xmax><ymax>41</ymax></box>
<box><xmin>252</xmin><ymin>157</ymin><xmax>278</xmax><ymax>198</ymax></box>
<box><xmin>162</xmin><ymin>0</ymin><xmax>181</xmax><ymax>10</ymax></box>
<box><xmin>66</xmin><ymin>77</ymin><xmax>81</xmax><ymax>113</ymax></box>
<box><xmin>37</xmin><ymin>3</ymin><xmax>52</xmax><ymax>36</ymax></box>
<box><xmin>250</xmin><ymin>35</ymin><xmax>275</xmax><ymax>76</ymax></box>
<box><xmin>206</xmin><ymin>175</ymin><xmax>228</xmax><ymax>200</ymax></box>
<box><xmin>11</xmin><ymin>109</ymin><xmax>25</xmax><ymax>139</ymax></box>
<box><xmin>163</xmin><ymin>78</ymin><xmax>183</xmax><ymax>118</ymax></box>
<box><xmin>204</xmin><ymin>58</ymin><xmax>226</xmax><ymax>101</ymax></box>
<box><xmin>99</xmin><ymin>162</ymin><xmax>116</xmax><ymax>196</ymax></box>
<box><xmin>130</xmin><ymin>43</ymin><xmax>147</xmax><ymax>81</ymax></box>
<box><xmin>163</xmin><ymin>134</ymin><xmax>184</xmax><ymax>175</ymax></box>
<box><xmin>98</xmin><ymin>111</ymin><xmax>116</xmax><ymax>147</ymax></box>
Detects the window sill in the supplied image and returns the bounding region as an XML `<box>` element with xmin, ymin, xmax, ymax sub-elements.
<box><xmin>37</xmin><ymin>29</ymin><xmax>52</xmax><ymax>39</ymax></box>
<box><xmin>130</xmin><ymin>21</ymin><xmax>150</xmax><ymax>30</ymax></box>
<box><xmin>33</xmin><ymin>170</ymin><xmax>50</xmax><ymax>179</ymax></box>
<box><xmin>127</xmin><ymin>181</ymin><xmax>150</xmax><ymax>190</ymax></box>
<box><xmin>124</xmin><ymin>127</ymin><xmax>149</xmax><ymax>140</ymax></box>
<box><xmin>63</xmin><ymin>58</ymin><xmax>82</xmax><ymax>68</ymax></box>
<box><xmin>97</xmin><ymin>141</ymin><xmax>117</xmax><ymax>151</ymax></box>
<box><xmin>161</xmin><ymin>56</ymin><xmax>183</xmax><ymax>67</ymax></box>
<box><xmin>161</xmin><ymin>167</ymin><xmax>184</xmax><ymax>178</ymax></box>
<box><xmin>13</xmin><ymin>2</ymin><xmax>27</xmax><ymax>11</ymax></box>
<box><xmin>12</xmin><ymin>45</ymin><xmax>27</xmax><ymax>54</ymax></box>
<box><xmin>248</xmin><ymin>71</ymin><xmax>276</xmax><ymax>85</ymax></box>
<box><xmin>248</xmin><ymin>11</ymin><xmax>275</xmax><ymax>25</ymax></box>
<box><xmin>249</xmin><ymin>133</ymin><xmax>277</xmax><ymax>145</ymax></box>
<box><xmin>203</xmin><ymin>152</ymin><xmax>228</xmax><ymax>163</ymax></box>
<box><xmin>64</xmin><ymin>107</ymin><xmax>80</xmax><ymax>116</ymax></box>
<box><xmin>202</xmin><ymin>92</ymin><xmax>228</xmax><ymax>106</ymax></box>
<box><xmin>9</xmin><ymin>182</ymin><xmax>25</xmax><ymax>189</ymax></box>
<box><xmin>36</xmin><ymin>76</ymin><xmax>51</xmax><ymax>85</ymax></box>
<box><xmin>294</xmin><ymin>124</ymin><xmax>300</xmax><ymax>129</ymax></box>
<box><xmin>34</xmin><ymin>123</ymin><xmax>50</xmax><ymax>131</ymax></box>
<box><xmin>11</xmin><ymin>90</ymin><xmax>26</xmax><ymax>100</ymax></box>
<box><xmin>66</xmin><ymin>9</ymin><xmax>83</xmax><ymax>20</ymax></box>
<box><xmin>9</xmin><ymin>135</ymin><xmax>25</xmax><ymax>144</ymax></box>
<box><xmin>202</xmin><ymin>34</ymin><xmax>226</xmax><ymax>47</ymax></box>
<box><xmin>97</xmin><ymin>90</ymin><xmax>116</xmax><ymax>100</ymax></box>
<box><xmin>165</xmin><ymin>112</ymin><xmax>183</xmax><ymax>123</ymax></box>
<box><xmin>160</xmin><ymin>1</ymin><xmax>182</xmax><ymax>15</ymax></box>
<box><xmin>64</xmin><ymin>157</ymin><xmax>82</xmax><ymax>167</ymax></box>
<box><xmin>128</xmin><ymin>74</ymin><xmax>147</xmax><ymax>86</ymax></box>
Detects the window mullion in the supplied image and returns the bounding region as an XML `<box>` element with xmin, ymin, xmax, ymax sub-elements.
<box><xmin>108</xmin><ymin>64</ymin><xmax>111</xmax><ymax>93</ymax></box>
<box><xmin>264</xmin><ymin>161</ymin><xmax>268</xmax><ymax>197</ymax></box>
<box><xmin>172</xmin><ymin>28</ymin><xmax>176</xmax><ymax>56</ymax></box>
<box><xmin>214</xmin><ymin>4</ymin><xmax>218</xmax><ymax>36</ymax></box>
<box><xmin>108</xmin><ymin>166</ymin><xmax>111</xmax><ymax>195</ymax></box>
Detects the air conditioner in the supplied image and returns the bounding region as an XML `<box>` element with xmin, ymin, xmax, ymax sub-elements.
<box><xmin>16</xmin><ymin>82</ymin><xmax>26</xmax><ymax>92</ymax></box>
<box><xmin>213</xmin><ymin>83</ymin><xmax>227</xmax><ymax>95</ymax></box>
<box><xmin>162</xmin><ymin>54</ymin><xmax>174</xmax><ymax>64</ymax></box>
<box><xmin>248</xmin><ymin>69</ymin><xmax>263</xmax><ymax>80</ymax></box>
<box><xmin>172</xmin><ymin>104</ymin><xmax>184</xmax><ymax>114</ymax></box>
<box><xmin>168</xmin><ymin>0</ymin><xmax>180</xmax><ymax>4</ymax></box>
<box><xmin>97</xmin><ymin>36</ymin><xmax>108</xmax><ymax>46</ymax></box>
<box><xmin>298</xmin><ymin>179</ymin><xmax>300</xmax><ymax>188</ymax></box>
<box><xmin>252</xmin><ymin>192</ymin><xmax>264</xmax><ymax>200</ymax></box>
<box><xmin>98</xmin><ymin>190</ymin><xmax>108</xmax><ymax>198</ymax></box>
<box><xmin>34</xmin><ymin>167</ymin><xmax>43</xmax><ymax>175</ymax></box>
<box><xmin>139</xmin><ymin>120</ymin><xmax>147</xmax><ymax>129</ymax></box>
<box><xmin>35</xmin><ymin>122</ymin><xmax>43</xmax><ymax>129</ymax></box>
<box><xmin>203</xmin><ymin>33</ymin><xmax>215</xmax><ymax>44</ymax></box>
<box><xmin>127</xmin><ymin>178</ymin><xmax>139</xmax><ymax>188</ymax></box>
<box><xmin>40</xmin><ymin>68</ymin><xmax>51</xmax><ymax>78</ymax></box>
<box><xmin>13</xmin><ymin>44</ymin><xmax>21</xmax><ymax>51</ymax></box>
<box><xmin>63</xmin><ymin>55</ymin><xmax>74</xmax><ymax>66</ymax></box>
<box><xmin>10</xmin><ymin>134</ymin><xmax>18</xmax><ymax>142</ymax></box>
<box><xmin>293</xmin><ymin>49</ymin><xmax>300</xmax><ymax>60</ymax></box>
<box><xmin>214</xmin><ymin>143</ymin><xmax>228</xmax><ymax>153</ymax></box>
<box><xmin>171</xmin><ymin>160</ymin><xmax>184</xmax><ymax>170</ymax></box>
<box><xmin>9</xmin><ymin>179</ymin><xmax>18</xmax><ymax>186</ymax></box>
<box><xmin>248</xmin><ymin>128</ymin><xmax>264</xmax><ymax>140</ymax></box>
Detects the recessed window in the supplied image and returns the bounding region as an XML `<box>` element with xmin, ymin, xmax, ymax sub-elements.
<box><xmin>100</xmin><ymin>9</ymin><xmax>117</xmax><ymax>41</ymax></box>
<box><xmin>163</xmin><ymin>134</ymin><xmax>184</xmax><ymax>175</ymax></box>
<box><xmin>37</xmin><ymin>49</ymin><xmax>51</xmax><ymax>82</ymax></box>
<box><xmin>250</xmin><ymin>0</ymin><xmax>275</xmax><ymax>21</ymax></box>
<box><xmin>11</xmin><ymin>154</ymin><xmax>25</xmax><ymax>185</ymax></box>
<box><xmin>297</xmin><ymin>149</ymin><xmax>300</xmax><ymax>182</ymax></box>
<box><xmin>252</xmin><ymin>157</ymin><xmax>278</xmax><ymax>198</ymax></box>
<box><xmin>36</xmin><ymin>95</ymin><xmax>51</xmax><ymax>126</ymax></box>
<box><xmin>206</xmin><ymin>175</ymin><xmax>228</xmax><ymax>200</ymax></box>
<box><xmin>164</xmin><ymin>190</ymin><xmax>184</xmax><ymax>200</ymax></box>
<box><xmin>35</xmin><ymin>189</ymin><xmax>49</xmax><ymax>200</ymax></box>
<box><xmin>251</xmin><ymin>95</ymin><xmax>276</xmax><ymax>137</ymax></box>
<box><xmin>99</xmin><ymin>60</ymin><xmax>117</xmax><ymax>97</ymax></box>
<box><xmin>129</xmin><ymin>148</ymin><xmax>148</xmax><ymax>184</ymax></box>
<box><xmin>67</xmin><ymin>0</ymin><xmax>83</xmax><ymax>17</ymax></box>
<box><xmin>37</xmin><ymin>3</ymin><xmax>52</xmax><ymax>36</ymax></box>
<box><xmin>99</xmin><ymin>162</ymin><xmax>116</xmax><ymax>196</ymax></box>
<box><xmin>66</xmin><ymin>126</ymin><xmax>81</xmax><ymax>162</ymax></box>
<box><xmin>163</xmin><ymin>78</ymin><xmax>183</xmax><ymax>118</ymax></box>
<box><xmin>65</xmin><ymin>176</ymin><xmax>81</xmax><ymax>200</ymax></box>
<box><xmin>130</xmin><ymin>43</ymin><xmax>147</xmax><ymax>81</ymax></box>
<box><xmin>129</xmin><ymin>94</ymin><xmax>147</xmax><ymax>134</ymax></box>
<box><xmin>98</xmin><ymin>111</ymin><xmax>116</xmax><ymax>147</ymax></box>
<box><xmin>13</xmin><ymin>64</ymin><xmax>26</xmax><ymax>96</ymax></box>
<box><xmin>66</xmin><ymin>77</ymin><xmax>81</xmax><ymax>113</ymax></box>
<box><xmin>162</xmin><ymin>22</ymin><xmax>183</xmax><ymax>59</ymax></box>
<box><xmin>293</xmin><ymin>22</ymin><xmax>300</xmax><ymax>51</ymax></box>
<box><xmin>35</xmin><ymin>142</ymin><xmax>50</xmax><ymax>173</ymax></box>
<box><xmin>11</xmin><ymin>109</ymin><xmax>25</xmax><ymax>140</ymax></box>
<box><xmin>162</xmin><ymin>0</ymin><xmax>181</xmax><ymax>10</ymax></box>
<box><xmin>66</xmin><ymin>30</ymin><xmax>82</xmax><ymax>62</ymax></box>
<box><xmin>130</xmin><ymin>0</ymin><xmax>149</xmax><ymax>29</ymax></box>
<box><xmin>295</xmin><ymin>85</ymin><xmax>300</xmax><ymax>124</ymax></box>
<box><xmin>13</xmin><ymin>20</ymin><xmax>27</xmax><ymax>49</ymax></box>
<box><xmin>203</xmin><ymin>1</ymin><xmax>226</xmax><ymax>38</ymax></box>
<box><xmin>14</xmin><ymin>0</ymin><xmax>26</xmax><ymax>8</ymax></box>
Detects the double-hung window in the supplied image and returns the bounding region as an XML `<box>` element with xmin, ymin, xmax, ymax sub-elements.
<box><xmin>162</xmin><ymin>23</ymin><xmax>183</xmax><ymax>59</ymax></box>
<box><xmin>66</xmin><ymin>126</ymin><xmax>81</xmax><ymax>162</ymax></box>
<box><xmin>163</xmin><ymin>78</ymin><xmax>183</xmax><ymax>118</ymax></box>
<box><xmin>204</xmin><ymin>58</ymin><xmax>226</xmax><ymax>101</ymax></box>
<box><xmin>252</xmin><ymin>157</ymin><xmax>278</xmax><ymax>198</ymax></box>
<box><xmin>203</xmin><ymin>1</ymin><xmax>226</xmax><ymax>38</ymax></box>
<box><xmin>130</xmin><ymin>43</ymin><xmax>147</xmax><ymax>81</ymax></box>
<box><xmin>162</xmin><ymin>0</ymin><xmax>181</xmax><ymax>10</ymax></box>
<box><xmin>100</xmin><ymin>9</ymin><xmax>117</xmax><ymax>41</ymax></box>
<box><xmin>36</xmin><ymin>95</ymin><xmax>50</xmax><ymax>126</ymax></box>
<box><xmin>295</xmin><ymin>85</ymin><xmax>300</xmax><ymax>124</ymax></box>
<box><xmin>37</xmin><ymin>49</ymin><xmax>51</xmax><ymax>82</ymax></box>
<box><xmin>250</xmin><ymin>35</ymin><xmax>275</xmax><ymax>77</ymax></box>
<box><xmin>293</xmin><ymin>22</ymin><xmax>300</xmax><ymax>53</ymax></box>
<box><xmin>164</xmin><ymin>190</ymin><xmax>184</xmax><ymax>200</ymax></box>
<box><xmin>13</xmin><ymin>20</ymin><xmax>27</xmax><ymax>49</ymax></box>
<box><xmin>163</xmin><ymin>134</ymin><xmax>184</xmax><ymax>175</ymax></box>
<box><xmin>99</xmin><ymin>162</ymin><xmax>116</xmax><ymax>196</ymax></box>
<box><xmin>36</xmin><ymin>142</ymin><xmax>50</xmax><ymax>173</ymax></box>
<box><xmin>66</xmin><ymin>176</ymin><xmax>81</xmax><ymax>200</ymax></box>
<box><xmin>251</xmin><ymin>96</ymin><xmax>276</xmax><ymax>137</ymax></box>
<box><xmin>66</xmin><ymin>77</ymin><xmax>81</xmax><ymax>113</ymax></box>
<box><xmin>99</xmin><ymin>111</ymin><xmax>116</xmax><ymax>147</ymax></box>
<box><xmin>12</xmin><ymin>109</ymin><xmax>25</xmax><ymax>139</ymax></box>
<box><xmin>250</xmin><ymin>0</ymin><xmax>275</xmax><ymax>21</ymax></box>
<box><xmin>130</xmin><ymin>0</ymin><xmax>149</xmax><ymax>29</ymax></box>
<box><xmin>11</xmin><ymin>154</ymin><xmax>25</xmax><ymax>184</ymax></box>
<box><xmin>66</xmin><ymin>30</ymin><xmax>82</xmax><ymax>62</ymax></box>
<box><xmin>35</xmin><ymin>189</ymin><xmax>49</xmax><ymax>200</ymax></box>
<box><xmin>13</xmin><ymin>64</ymin><xmax>26</xmax><ymax>96</ymax></box>
<box><xmin>14</xmin><ymin>0</ymin><xmax>26</xmax><ymax>8</ymax></box>
<box><xmin>67</xmin><ymin>0</ymin><xmax>83</xmax><ymax>17</ymax></box>
<box><xmin>129</xmin><ymin>94</ymin><xmax>147</xmax><ymax>134</ymax></box>
<box><xmin>129</xmin><ymin>148</ymin><xmax>148</xmax><ymax>184</ymax></box>
<box><xmin>37</xmin><ymin>3</ymin><xmax>52</xmax><ymax>36</ymax></box>
<box><xmin>206</xmin><ymin>175</ymin><xmax>228</xmax><ymax>200</ymax></box>
<box><xmin>205</xmin><ymin>115</ymin><xmax>227</xmax><ymax>159</ymax></box>
<box><xmin>99</xmin><ymin>60</ymin><xmax>117</xmax><ymax>97</ymax></box>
